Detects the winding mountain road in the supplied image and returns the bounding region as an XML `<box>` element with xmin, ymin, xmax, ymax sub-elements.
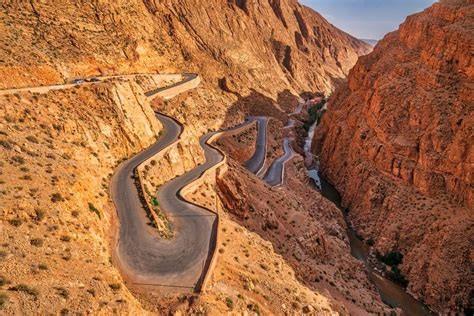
<box><xmin>110</xmin><ymin>76</ymin><xmax>256</xmax><ymax>291</ymax></box>
<box><xmin>0</xmin><ymin>73</ymin><xmax>185</xmax><ymax>96</ymax></box>
<box><xmin>243</xmin><ymin>115</ymin><xmax>296</xmax><ymax>187</ymax></box>
<box><xmin>244</xmin><ymin>117</ymin><xmax>268</xmax><ymax>177</ymax></box>
<box><xmin>291</xmin><ymin>100</ymin><xmax>304</xmax><ymax>115</ymax></box>
<box><xmin>145</xmin><ymin>73</ymin><xmax>199</xmax><ymax>99</ymax></box>
<box><xmin>111</xmin><ymin>114</ymin><xmax>224</xmax><ymax>289</ymax></box>
<box><xmin>284</xmin><ymin>119</ymin><xmax>295</xmax><ymax>129</ymax></box>
<box><xmin>263</xmin><ymin>138</ymin><xmax>295</xmax><ymax>187</ymax></box>
<box><xmin>2</xmin><ymin>72</ymin><xmax>293</xmax><ymax>289</ymax></box>
<box><xmin>111</xmin><ymin>113</ymin><xmax>211</xmax><ymax>289</ymax></box>
<box><xmin>258</xmin><ymin>101</ymin><xmax>301</xmax><ymax>186</ymax></box>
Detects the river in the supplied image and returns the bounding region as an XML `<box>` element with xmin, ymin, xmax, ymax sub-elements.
<box><xmin>303</xmin><ymin>106</ymin><xmax>434</xmax><ymax>316</ymax></box>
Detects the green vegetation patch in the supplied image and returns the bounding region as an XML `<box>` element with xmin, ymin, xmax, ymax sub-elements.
<box><xmin>88</xmin><ymin>203</ymin><xmax>101</xmax><ymax>219</ymax></box>
<box><xmin>376</xmin><ymin>250</ymin><xmax>409</xmax><ymax>287</ymax></box>
<box><xmin>378</xmin><ymin>251</ymin><xmax>403</xmax><ymax>267</ymax></box>
<box><xmin>0</xmin><ymin>293</ymin><xmax>8</xmax><ymax>309</ymax></box>
<box><xmin>303</xmin><ymin>99</ymin><xmax>326</xmax><ymax>131</ymax></box>
<box><xmin>8</xmin><ymin>284</ymin><xmax>39</xmax><ymax>298</ymax></box>
<box><xmin>225</xmin><ymin>297</ymin><xmax>234</xmax><ymax>309</ymax></box>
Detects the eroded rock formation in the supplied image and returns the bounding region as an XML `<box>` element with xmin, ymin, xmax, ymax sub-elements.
<box><xmin>314</xmin><ymin>1</ymin><xmax>473</xmax><ymax>313</ymax></box>
<box><xmin>0</xmin><ymin>0</ymin><xmax>371</xmax><ymax>95</ymax></box>
<box><xmin>0</xmin><ymin>0</ymin><xmax>373</xmax><ymax>314</ymax></box>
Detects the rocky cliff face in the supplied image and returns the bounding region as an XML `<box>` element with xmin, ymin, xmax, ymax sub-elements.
<box><xmin>0</xmin><ymin>81</ymin><xmax>162</xmax><ymax>314</ymax></box>
<box><xmin>0</xmin><ymin>0</ymin><xmax>373</xmax><ymax>314</ymax></box>
<box><xmin>0</xmin><ymin>0</ymin><xmax>370</xmax><ymax>94</ymax></box>
<box><xmin>314</xmin><ymin>1</ymin><xmax>473</xmax><ymax>313</ymax></box>
<box><xmin>215</xmin><ymin>129</ymin><xmax>392</xmax><ymax>315</ymax></box>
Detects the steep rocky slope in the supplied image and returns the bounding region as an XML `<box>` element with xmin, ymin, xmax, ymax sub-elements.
<box><xmin>0</xmin><ymin>0</ymin><xmax>370</xmax><ymax>95</ymax></box>
<box><xmin>215</xmin><ymin>129</ymin><xmax>392</xmax><ymax>314</ymax></box>
<box><xmin>0</xmin><ymin>0</ymin><xmax>374</xmax><ymax>314</ymax></box>
<box><xmin>314</xmin><ymin>1</ymin><xmax>473</xmax><ymax>313</ymax></box>
<box><xmin>0</xmin><ymin>80</ymin><xmax>162</xmax><ymax>314</ymax></box>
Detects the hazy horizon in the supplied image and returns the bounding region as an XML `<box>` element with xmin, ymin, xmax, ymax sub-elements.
<box><xmin>300</xmin><ymin>0</ymin><xmax>437</xmax><ymax>39</ymax></box>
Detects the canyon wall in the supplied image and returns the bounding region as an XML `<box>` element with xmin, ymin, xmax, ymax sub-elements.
<box><xmin>314</xmin><ymin>1</ymin><xmax>473</xmax><ymax>313</ymax></box>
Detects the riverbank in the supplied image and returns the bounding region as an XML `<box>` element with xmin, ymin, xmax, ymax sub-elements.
<box><xmin>302</xmin><ymin>101</ymin><xmax>433</xmax><ymax>316</ymax></box>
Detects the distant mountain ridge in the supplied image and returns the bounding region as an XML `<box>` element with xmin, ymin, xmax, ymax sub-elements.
<box><xmin>360</xmin><ymin>38</ymin><xmax>379</xmax><ymax>46</ymax></box>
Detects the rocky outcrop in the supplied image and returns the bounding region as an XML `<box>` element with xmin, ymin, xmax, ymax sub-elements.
<box><xmin>0</xmin><ymin>80</ymin><xmax>162</xmax><ymax>314</ymax></box>
<box><xmin>314</xmin><ymin>1</ymin><xmax>473</xmax><ymax>313</ymax></box>
<box><xmin>0</xmin><ymin>0</ymin><xmax>372</xmax><ymax>314</ymax></box>
<box><xmin>0</xmin><ymin>0</ymin><xmax>370</xmax><ymax>95</ymax></box>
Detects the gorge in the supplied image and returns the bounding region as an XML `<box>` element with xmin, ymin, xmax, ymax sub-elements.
<box><xmin>314</xmin><ymin>0</ymin><xmax>473</xmax><ymax>313</ymax></box>
<box><xmin>0</xmin><ymin>0</ymin><xmax>472</xmax><ymax>315</ymax></box>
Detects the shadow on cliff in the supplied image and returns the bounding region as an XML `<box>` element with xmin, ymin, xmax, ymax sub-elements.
<box><xmin>211</xmin><ymin>82</ymin><xmax>354</xmax><ymax>313</ymax></box>
<box><xmin>218</xmin><ymin>78</ymin><xmax>303</xmax><ymax>126</ymax></box>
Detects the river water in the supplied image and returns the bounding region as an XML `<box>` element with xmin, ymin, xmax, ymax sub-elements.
<box><xmin>304</xmin><ymin>108</ymin><xmax>434</xmax><ymax>316</ymax></box>
<box><xmin>304</xmin><ymin>115</ymin><xmax>322</xmax><ymax>190</ymax></box>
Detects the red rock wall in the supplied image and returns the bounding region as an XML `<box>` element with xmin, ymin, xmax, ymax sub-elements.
<box><xmin>314</xmin><ymin>1</ymin><xmax>473</xmax><ymax>313</ymax></box>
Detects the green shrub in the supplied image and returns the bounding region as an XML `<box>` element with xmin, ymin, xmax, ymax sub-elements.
<box><xmin>378</xmin><ymin>251</ymin><xmax>403</xmax><ymax>266</ymax></box>
<box><xmin>11</xmin><ymin>155</ymin><xmax>25</xmax><ymax>164</ymax></box>
<box><xmin>387</xmin><ymin>266</ymin><xmax>409</xmax><ymax>288</ymax></box>
<box><xmin>34</xmin><ymin>209</ymin><xmax>45</xmax><ymax>222</ymax></box>
<box><xmin>8</xmin><ymin>218</ymin><xmax>22</xmax><ymax>227</ymax></box>
<box><xmin>259</xmin><ymin>263</ymin><xmax>269</xmax><ymax>271</ymax></box>
<box><xmin>305</xmin><ymin>100</ymin><xmax>326</xmax><ymax>127</ymax></box>
<box><xmin>51</xmin><ymin>193</ymin><xmax>64</xmax><ymax>203</ymax></box>
<box><xmin>109</xmin><ymin>283</ymin><xmax>121</xmax><ymax>291</ymax></box>
<box><xmin>247</xmin><ymin>303</ymin><xmax>260</xmax><ymax>314</ymax></box>
<box><xmin>38</xmin><ymin>264</ymin><xmax>48</xmax><ymax>271</ymax></box>
<box><xmin>0</xmin><ymin>140</ymin><xmax>12</xmax><ymax>150</ymax></box>
<box><xmin>60</xmin><ymin>235</ymin><xmax>71</xmax><ymax>242</ymax></box>
<box><xmin>30</xmin><ymin>238</ymin><xmax>44</xmax><ymax>247</ymax></box>
<box><xmin>225</xmin><ymin>297</ymin><xmax>234</xmax><ymax>309</ymax></box>
<box><xmin>87</xmin><ymin>288</ymin><xmax>96</xmax><ymax>297</ymax></box>
<box><xmin>9</xmin><ymin>284</ymin><xmax>39</xmax><ymax>298</ymax></box>
<box><xmin>55</xmin><ymin>287</ymin><xmax>69</xmax><ymax>299</ymax></box>
<box><xmin>26</xmin><ymin>136</ymin><xmax>39</xmax><ymax>144</ymax></box>
<box><xmin>0</xmin><ymin>275</ymin><xmax>7</xmax><ymax>286</ymax></box>
<box><xmin>88</xmin><ymin>203</ymin><xmax>101</xmax><ymax>219</ymax></box>
<box><xmin>0</xmin><ymin>293</ymin><xmax>8</xmax><ymax>309</ymax></box>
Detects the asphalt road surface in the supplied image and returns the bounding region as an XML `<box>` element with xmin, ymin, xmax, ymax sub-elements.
<box><xmin>145</xmin><ymin>73</ymin><xmax>198</xmax><ymax>98</ymax></box>
<box><xmin>0</xmin><ymin>73</ymin><xmax>184</xmax><ymax>96</ymax></box>
<box><xmin>263</xmin><ymin>138</ymin><xmax>294</xmax><ymax>187</ymax></box>
<box><xmin>244</xmin><ymin>117</ymin><xmax>268</xmax><ymax>176</ymax></box>
<box><xmin>111</xmin><ymin>110</ymin><xmax>253</xmax><ymax>290</ymax></box>
<box><xmin>284</xmin><ymin>118</ymin><xmax>295</xmax><ymax>129</ymax></box>
<box><xmin>111</xmin><ymin>114</ymin><xmax>214</xmax><ymax>289</ymax></box>
<box><xmin>290</xmin><ymin>99</ymin><xmax>305</xmax><ymax>115</ymax></box>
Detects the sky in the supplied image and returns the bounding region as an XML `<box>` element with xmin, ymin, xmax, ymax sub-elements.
<box><xmin>300</xmin><ymin>0</ymin><xmax>437</xmax><ymax>39</ymax></box>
